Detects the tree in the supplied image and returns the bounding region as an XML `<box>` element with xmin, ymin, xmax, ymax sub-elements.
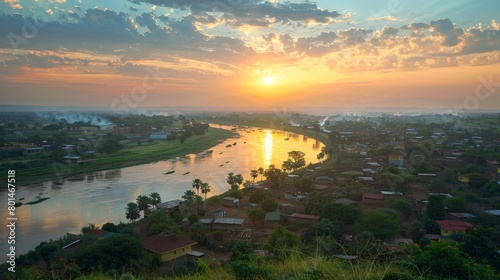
<box><xmin>249</xmin><ymin>189</ymin><xmax>267</xmax><ymax>204</ymax></box>
<box><xmin>192</xmin><ymin>178</ymin><xmax>202</xmax><ymax>195</ymax></box>
<box><xmin>385</xmin><ymin>197</ymin><xmax>414</xmax><ymax>220</ymax></box>
<box><xmin>149</xmin><ymin>192</ymin><xmax>161</xmax><ymax>209</ymax></box>
<box><xmin>355</xmin><ymin>210</ymin><xmax>401</xmax><ymax>242</ymax></box>
<box><xmin>201</xmin><ymin>182</ymin><xmax>211</xmax><ymax>205</ymax></box>
<box><xmin>260</xmin><ymin>197</ymin><xmax>278</xmax><ymax>212</ymax></box>
<box><xmin>317</xmin><ymin>152</ymin><xmax>325</xmax><ymax>162</ymax></box>
<box><xmin>410</xmin><ymin>221</ymin><xmax>426</xmax><ymax>244</ymax></box>
<box><xmin>321</xmin><ymin>202</ymin><xmax>361</xmax><ymax>224</ymax></box>
<box><xmin>459</xmin><ymin>226</ymin><xmax>500</xmax><ymax>270</ymax></box>
<box><xmin>301</xmin><ymin>218</ymin><xmax>343</xmax><ymax>244</ymax></box>
<box><xmin>265</xmin><ymin>224</ymin><xmax>301</xmax><ymax>260</ymax></box>
<box><xmin>468</xmin><ymin>173</ymin><xmax>491</xmax><ymax>189</ymax></box>
<box><xmin>230</xmin><ymin>240</ymin><xmax>254</xmax><ymax>261</ymax></box>
<box><xmin>102</xmin><ymin>222</ymin><xmax>118</xmax><ymax>232</ymax></box>
<box><xmin>248</xmin><ymin>208</ymin><xmax>265</xmax><ymax>226</ymax></box>
<box><xmin>287</xmin><ymin>150</ymin><xmax>306</xmax><ymax>171</ymax></box>
<box><xmin>98</xmin><ymin>138</ymin><xmax>123</xmax><ymax>154</ymax></box>
<box><xmin>147</xmin><ymin>209</ymin><xmax>179</xmax><ymax>235</ymax></box>
<box><xmin>445</xmin><ymin>197</ymin><xmax>468</xmax><ymax>213</ymax></box>
<box><xmin>125</xmin><ymin>202</ymin><xmax>140</xmax><ymax>222</ymax></box>
<box><xmin>408</xmin><ymin>240</ymin><xmax>497</xmax><ymax>279</ymax></box>
<box><xmin>250</xmin><ymin>170</ymin><xmax>258</xmax><ymax>183</ymax></box>
<box><xmin>257</xmin><ymin>167</ymin><xmax>264</xmax><ymax>181</ymax></box>
<box><xmin>81</xmin><ymin>223</ymin><xmax>98</xmax><ymax>234</ymax></box>
<box><xmin>264</xmin><ymin>164</ymin><xmax>286</xmax><ymax>189</ymax></box>
<box><xmin>425</xmin><ymin>195</ymin><xmax>446</xmax><ymax>220</ymax></box>
<box><xmin>227</xmin><ymin>172</ymin><xmax>244</xmax><ymax>190</ymax></box>
<box><xmin>305</xmin><ymin>192</ymin><xmax>336</xmax><ymax>215</ymax></box>
<box><xmin>188</xmin><ymin>221</ymin><xmax>206</xmax><ymax>242</ymax></box>
<box><xmin>136</xmin><ymin>195</ymin><xmax>151</xmax><ymax>211</ymax></box>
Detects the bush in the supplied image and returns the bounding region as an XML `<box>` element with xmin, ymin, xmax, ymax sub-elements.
<box><xmin>249</xmin><ymin>189</ymin><xmax>268</xmax><ymax>203</ymax></box>
<box><xmin>213</xmin><ymin>230</ymin><xmax>224</xmax><ymax>242</ymax></box>
<box><xmin>260</xmin><ymin>197</ymin><xmax>279</xmax><ymax>212</ymax></box>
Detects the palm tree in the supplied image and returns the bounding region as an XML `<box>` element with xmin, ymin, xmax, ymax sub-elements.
<box><xmin>250</xmin><ymin>170</ymin><xmax>258</xmax><ymax>183</ymax></box>
<box><xmin>258</xmin><ymin>167</ymin><xmax>264</xmax><ymax>181</ymax></box>
<box><xmin>317</xmin><ymin>152</ymin><xmax>325</xmax><ymax>162</ymax></box>
<box><xmin>136</xmin><ymin>195</ymin><xmax>151</xmax><ymax>211</ymax></box>
<box><xmin>227</xmin><ymin>173</ymin><xmax>244</xmax><ymax>190</ymax></box>
<box><xmin>149</xmin><ymin>192</ymin><xmax>161</xmax><ymax>209</ymax></box>
<box><xmin>192</xmin><ymin>178</ymin><xmax>202</xmax><ymax>195</ymax></box>
<box><xmin>125</xmin><ymin>202</ymin><xmax>140</xmax><ymax>222</ymax></box>
<box><xmin>201</xmin><ymin>182</ymin><xmax>211</xmax><ymax>206</ymax></box>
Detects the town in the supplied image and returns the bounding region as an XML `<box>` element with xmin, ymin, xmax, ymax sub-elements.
<box><xmin>1</xmin><ymin>111</ymin><xmax>500</xmax><ymax>279</ymax></box>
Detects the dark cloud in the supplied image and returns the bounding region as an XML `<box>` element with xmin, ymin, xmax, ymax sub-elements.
<box><xmin>136</xmin><ymin>12</ymin><xmax>159</xmax><ymax>31</ymax></box>
<box><xmin>429</xmin><ymin>18</ymin><xmax>463</xmax><ymax>46</ymax></box>
<box><xmin>137</xmin><ymin>0</ymin><xmax>341</xmax><ymax>26</ymax></box>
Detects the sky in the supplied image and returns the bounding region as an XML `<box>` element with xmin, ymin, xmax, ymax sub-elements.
<box><xmin>0</xmin><ymin>0</ymin><xmax>499</xmax><ymax>110</ymax></box>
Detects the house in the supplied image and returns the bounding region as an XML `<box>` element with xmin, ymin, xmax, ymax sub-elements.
<box><xmin>388</xmin><ymin>150</ymin><xmax>405</xmax><ymax>167</ymax></box>
<box><xmin>362</xmin><ymin>193</ymin><xmax>384</xmax><ymax>206</ymax></box>
<box><xmin>212</xmin><ymin>218</ymin><xmax>245</xmax><ymax>231</ymax></box>
<box><xmin>142</xmin><ymin>233</ymin><xmax>198</xmax><ymax>262</ymax></box>
<box><xmin>222</xmin><ymin>197</ymin><xmax>239</xmax><ymax>207</ymax></box>
<box><xmin>435</xmin><ymin>220</ymin><xmax>474</xmax><ymax>237</ymax></box>
<box><xmin>335</xmin><ymin>198</ymin><xmax>358</xmax><ymax>206</ymax></box>
<box><xmin>157</xmin><ymin>199</ymin><xmax>183</xmax><ymax>210</ymax></box>
<box><xmin>150</xmin><ymin>131</ymin><xmax>170</xmax><ymax>140</ymax></box>
<box><xmin>264</xmin><ymin>211</ymin><xmax>281</xmax><ymax>227</ymax></box>
<box><xmin>458</xmin><ymin>174</ymin><xmax>471</xmax><ymax>183</ymax></box>
<box><xmin>447</xmin><ymin>213</ymin><xmax>476</xmax><ymax>221</ymax></box>
<box><xmin>289</xmin><ymin>213</ymin><xmax>320</xmax><ymax>225</ymax></box>
<box><xmin>22</xmin><ymin>147</ymin><xmax>45</xmax><ymax>155</ymax></box>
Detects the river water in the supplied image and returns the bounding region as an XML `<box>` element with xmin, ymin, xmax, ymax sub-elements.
<box><xmin>0</xmin><ymin>125</ymin><xmax>324</xmax><ymax>262</ymax></box>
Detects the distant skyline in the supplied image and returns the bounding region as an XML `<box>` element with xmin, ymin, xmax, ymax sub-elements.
<box><xmin>0</xmin><ymin>0</ymin><xmax>499</xmax><ymax>110</ymax></box>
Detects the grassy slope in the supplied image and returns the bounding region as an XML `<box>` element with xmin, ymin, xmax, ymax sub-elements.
<box><xmin>7</xmin><ymin>128</ymin><xmax>235</xmax><ymax>185</ymax></box>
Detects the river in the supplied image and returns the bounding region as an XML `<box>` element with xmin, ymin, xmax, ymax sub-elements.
<box><xmin>0</xmin><ymin>125</ymin><xmax>324</xmax><ymax>262</ymax></box>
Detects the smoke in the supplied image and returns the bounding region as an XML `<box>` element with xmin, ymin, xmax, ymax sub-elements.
<box><xmin>36</xmin><ymin>112</ymin><xmax>112</xmax><ymax>126</ymax></box>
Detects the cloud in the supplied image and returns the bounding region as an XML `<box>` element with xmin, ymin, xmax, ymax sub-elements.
<box><xmin>369</xmin><ymin>15</ymin><xmax>397</xmax><ymax>21</ymax></box>
<box><xmin>3</xmin><ymin>0</ymin><xmax>22</xmax><ymax>9</ymax></box>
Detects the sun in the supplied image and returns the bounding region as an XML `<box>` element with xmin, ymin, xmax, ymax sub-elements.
<box><xmin>262</xmin><ymin>76</ymin><xmax>275</xmax><ymax>85</ymax></box>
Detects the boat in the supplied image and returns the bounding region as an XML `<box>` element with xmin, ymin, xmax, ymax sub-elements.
<box><xmin>206</xmin><ymin>150</ymin><xmax>213</xmax><ymax>154</ymax></box>
<box><xmin>225</xmin><ymin>144</ymin><xmax>232</xmax><ymax>148</ymax></box>
<box><xmin>219</xmin><ymin>152</ymin><xmax>223</xmax><ymax>154</ymax></box>
<box><xmin>183</xmin><ymin>172</ymin><xmax>190</xmax><ymax>175</ymax></box>
<box><xmin>164</xmin><ymin>170</ymin><xmax>175</xmax><ymax>175</ymax></box>
<box><xmin>284</xmin><ymin>138</ymin><xmax>290</xmax><ymax>140</ymax></box>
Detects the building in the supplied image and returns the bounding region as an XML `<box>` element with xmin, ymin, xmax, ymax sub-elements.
<box><xmin>435</xmin><ymin>220</ymin><xmax>474</xmax><ymax>237</ymax></box>
<box><xmin>150</xmin><ymin>131</ymin><xmax>170</xmax><ymax>140</ymax></box>
<box><xmin>289</xmin><ymin>213</ymin><xmax>320</xmax><ymax>225</ymax></box>
<box><xmin>212</xmin><ymin>218</ymin><xmax>245</xmax><ymax>231</ymax></box>
<box><xmin>22</xmin><ymin>147</ymin><xmax>45</xmax><ymax>155</ymax></box>
<box><xmin>157</xmin><ymin>199</ymin><xmax>183</xmax><ymax>210</ymax></box>
<box><xmin>222</xmin><ymin>197</ymin><xmax>240</xmax><ymax>207</ymax></box>
<box><xmin>458</xmin><ymin>174</ymin><xmax>471</xmax><ymax>183</ymax></box>
<box><xmin>142</xmin><ymin>233</ymin><xmax>197</xmax><ymax>262</ymax></box>
<box><xmin>362</xmin><ymin>193</ymin><xmax>385</xmax><ymax>206</ymax></box>
<box><xmin>447</xmin><ymin>213</ymin><xmax>476</xmax><ymax>221</ymax></box>
<box><xmin>388</xmin><ymin>151</ymin><xmax>405</xmax><ymax>167</ymax></box>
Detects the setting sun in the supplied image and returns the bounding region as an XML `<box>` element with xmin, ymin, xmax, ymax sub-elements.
<box><xmin>262</xmin><ymin>76</ymin><xmax>275</xmax><ymax>85</ymax></box>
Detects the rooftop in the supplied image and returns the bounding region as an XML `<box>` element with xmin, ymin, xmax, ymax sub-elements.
<box><xmin>436</xmin><ymin>220</ymin><xmax>474</xmax><ymax>231</ymax></box>
<box><xmin>143</xmin><ymin>233</ymin><xmax>197</xmax><ymax>254</ymax></box>
<box><xmin>290</xmin><ymin>213</ymin><xmax>320</xmax><ymax>220</ymax></box>
<box><xmin>213</xmin><ymin>218</ymin><xmax>245</xmax><ymax>225</ymax></box>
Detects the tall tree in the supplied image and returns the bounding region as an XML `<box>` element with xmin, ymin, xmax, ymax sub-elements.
<box><xmin>227</xmin><ymin>172</ymin><xmax>244</xmax><ymax>190</ymax></box>
<box><xmin>125</xmin><ymin>202</ymin><xmax>140</xmax><ymax>222</ymax></box>
<box><xmin>250</xmin><ymin>170</ymin><xmax>258</xmax><ymax>183</ymax></box>
<box><xmin>201</xmin><ymin>182</ymin><xmax>211</xmax><ymax>205</ymax></box>
<box><xmin>192</xmin><ymin>178</ymin><xmax>202</xmax><ymax>195</ymax></box>
<box><xmin>257</xmin><ymin>167</ymin><xmax>264</xmax><ymax>181</ymax></box>
<box><xmin>149</xmin><ymin>192</ymin><xmax>161</xmax><ymax>209</ymax></box>
<box><xmin>136</xmin><ymin>195</ymin><xmax>151</xmax><ymax>211</ymax></box>
<box><xmin>355</xmin><ymin>210</ymin><xmax>401</xmax><ymax>242</ymax></box>
<box><xmin>425</xmin><ymin>195</ymin><xmax>446</xmax><ymax>220</ymax></box>
<box><xmin>247</xmin><ymin>208</ymin><xmax>265</xmax><ymax>226</ymax></box>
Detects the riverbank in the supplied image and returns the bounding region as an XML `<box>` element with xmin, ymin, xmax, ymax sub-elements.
<box><xmin>6</xmin><ymin>127</ymin><xmax>236</xmax><ymax>185</ymax></box>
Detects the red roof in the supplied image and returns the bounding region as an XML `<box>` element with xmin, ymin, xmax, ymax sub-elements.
<box><xmin>143</xmin><ymin>233</ymin><xmax>197</xmax><ymax>254</ymax></box>
<box><xmin>436</xmin><ymin>220</ymin><xmax>474</xmax><ymax>232</ymax></box>
<box><xmin>290</xmin><ymin>213</ymin><xmax>320</xmax><ymax>220</ymax></box>
<box><xmin>363</xmin><ymin>193</ymin><xmax>384</xmax><ymax>200</ymax></box>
